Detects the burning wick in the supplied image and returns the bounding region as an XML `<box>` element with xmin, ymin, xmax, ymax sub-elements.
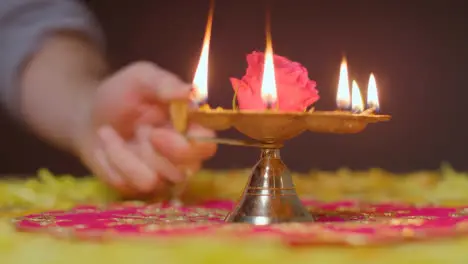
<box><xmin>336</xmin><ymin>58</ymin><xmax>351</xmax><ymax>111</ymax></box>
<box><xmin>260</xmin><ymin>9</ymin><xmax>278</xmax><ymax>111</ymax></box>
<box><xmin>191</xmin><ymin>0</ymin><xmax>213</xmax><ymax>110</ymax></box>
<box><xmin>189</xmin><ymin>89</ymin><xmax>209</xmax><ymax>110</ymax></box>
<box><xmin>351</xmin><ymin>80</ymin><xmax>364</xmax><ymax>114</ymax></box>
<box><xmin>190</xmin><ymin>88</ymin><xmax>206</xmax><ymax>104</ymax></box>
<box><xmin>337</xmin><ymin>100</ymin><xmax>351</xmax><ymax>112</ymax></box>
<box><xmin>366</xmin><ymin>73</ymin><xmax>380</xmax><ymax>113</ymax></box>
<box><xmin>170</xmin><ymin>0</ymin><xmax>214</xmax><ymax>205</ymax></box>
<box><xmin>367</xmin><ymin>103</ymin><xmax>379</xmax><ymax>113</ymax></box>
<box><xmin>360</xmin><ymin>107</ymin><xmax>377</xmax><ymax>115</ymax></box>
<box><xmin>264</xmin><ymin>94</ymin><xmax>278</xmax><ymax>110</ymax></box>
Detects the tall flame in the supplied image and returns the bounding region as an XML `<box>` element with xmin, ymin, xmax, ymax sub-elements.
<box><xmin>260</xmin><ymin>11</ymin><xmax>277</xmax><ymax>106</ymax></box>
<box><xmin>336</xmin><ymin>58</ymin><xmax>351</xmax><ymax>109</ymax></box>
<box><xmin>192</xmin><ymin>0</ymin><xmax>214</xmax><ymax>104</ymax></box>
<box><xmin>367</xmin><ymin>73</ymin><xmax>380</xmax><ymax>110</ymax></box>
<box><xmin>351</xmin><ymin>80</ymin><xmax>364</xmax><ymax>112</ymax></box>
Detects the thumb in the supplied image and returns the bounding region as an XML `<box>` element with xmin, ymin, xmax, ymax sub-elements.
<box><xmin>118</xmin><ymin>61</ymin><xmax>191</xmax><ymax>101</ymax></box>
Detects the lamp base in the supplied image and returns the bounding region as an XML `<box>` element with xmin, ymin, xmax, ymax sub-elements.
<box><xmin>225</xmin><ymin>148</ymin><xmax>314</xmax><ymax>225</ymax></box>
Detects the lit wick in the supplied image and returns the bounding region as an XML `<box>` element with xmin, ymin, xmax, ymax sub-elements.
<box><xmin>351</xmin><ymin>80</ymin><xmax>364</xmax><ymax>114</ymax></box>
<box><xmin>191</xmin><ymin>0</ymin><xmax>214</xmax><ymax>109</ymax></box>
<box><xmin>336</xmin><ymin>58</ymin><xmax>351</xmax><ymax>111</ymax></box>
<box><xmin>260</xmin><ymin>9</ymin><xmax>278</xmax><ymax>110</ymax></box>
<box><xmin>265</xmin><ymin>95</ymin><xmax>274</xmax><ymax>109</ymax></box>
<box><xmin>264</xmin><ymin>95</ymin><xmax>279</xmax><ymax>110</ymax></box>
<box><xmin>170</xmin><ymin>0</ymin><xmax>214</xmax><ymax>206</ymax></box>
<box><xmin>190</xmin><ymin>88</ymin><xmax>209</xmax><ymax>110</ymax></box>
<box><xmin>366</xmin><ymin>73</ymin><xmax>380</xmax><ymax>113</ymax></box>
<box><xmin>360</xmin><ymin>107</ymin><xmax>376</xmax><ymax>115</ymax></box>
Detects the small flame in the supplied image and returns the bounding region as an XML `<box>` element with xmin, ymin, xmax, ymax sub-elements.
<box><xmin>260</xmin><ymin>11</ymin><xmax>277</xmax><ymax>107</ymax></box>
<box><xmin>192</xmin><ymin>0</ymin><xmax>214</xmax><ymax>104</ymax></box>
<box><xmin>367</xmin><ymin>73</ymin><xmax>380</xmax><ymax>111</ymax></box>
<box><xmin>336</xmin><ymin>58</ymin><xmax>351</xmax><ymax>109</ymax></box>
<box><xmin>351</xmin><ymin>80</ymin><xmax>364</xmax><ymax>112</ymax></box>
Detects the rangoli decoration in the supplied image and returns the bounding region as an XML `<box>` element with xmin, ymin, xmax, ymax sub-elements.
<box><xmin>15</xmin><ymin>200</ymin><xmax>468</xmax><ymax>246</ymax></box>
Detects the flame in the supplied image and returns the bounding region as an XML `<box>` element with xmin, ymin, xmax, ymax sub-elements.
<box><xmin>260</xmin><ymin>11</ymin><xmax>277</xmax><ymax>106</ymax></box>
<box><xmin>192</xmin><ymin>0</ymin><xmax>214</xmax><ymax>104</ymax></box>
<box><xmin>351</xmin><ymin>80</ymin><xmax>364</xmax><ymax>112</ymax></box>
<box><xmin>367</xmin><ymin>73</ymin><xmax>379</xmax><ymax>110</ymax></box>
<box><xmin>336</xmin><ymin>58</ymin><xmax>351</xmax><ymax>109</ymax></box>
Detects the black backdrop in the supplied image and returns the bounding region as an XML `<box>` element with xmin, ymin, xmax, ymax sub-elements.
<box><xmin>1</xmin><ymin>0</ymin><xmax>468</xmax><ymax>176</ymax></box>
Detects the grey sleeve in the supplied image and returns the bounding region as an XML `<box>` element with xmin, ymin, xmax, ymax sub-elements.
<box><xmin>0</xmin><ymin>0</ymin><xmax>104</xmax><ymax>118</ymax></box>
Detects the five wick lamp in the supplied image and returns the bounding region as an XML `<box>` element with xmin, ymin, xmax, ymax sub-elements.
<box><xmin>169</xmin><ymin>6</ymin><xmax>390</xmax><ymax>225</ymax></box>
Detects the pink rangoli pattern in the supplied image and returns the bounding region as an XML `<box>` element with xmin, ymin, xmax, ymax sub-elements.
<box><xmin>14</xmin><ymin>200</ymin><xmax>468</xmax><ymax>246</ymax></box>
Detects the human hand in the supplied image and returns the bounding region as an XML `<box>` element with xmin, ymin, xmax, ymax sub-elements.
<box><xmin>74</xmin><ymin>62</ymin><xmax>216</xmax><ymax>197</ymax></box>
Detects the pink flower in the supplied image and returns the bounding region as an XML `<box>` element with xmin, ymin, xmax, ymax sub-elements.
<box><xmin>230</xmin><ymin>51</ymin><xmax>319</xmax><ymax>111</ymax></box>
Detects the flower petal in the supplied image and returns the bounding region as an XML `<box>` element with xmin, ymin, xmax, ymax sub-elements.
<box><xmin>230</xmin><ymin>78</ymin><xmax>265</xmax><ymax>110</ymax></box>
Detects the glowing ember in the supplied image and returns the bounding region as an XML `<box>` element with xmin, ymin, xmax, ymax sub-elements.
<box><xmin>336</xmin><ymin>58</ymin><xmax>351</xmax><ymax>110</ymax></box>
<box><xmin>191</xmin><ymin>0</ymin><xmax>214</xmax><ymax>104</ymax></box>
<box><xmin>351</xmin><ymin>80</ymin><xmax>364</xmax><ymax>113</ymax></box>
<box><xmin>367</xmin><ymin>73</ymin><xmax>380</xmax><ymax>111</ymax></box>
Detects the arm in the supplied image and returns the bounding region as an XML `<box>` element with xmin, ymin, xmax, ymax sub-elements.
<box><xmin>0</xmin><ymin>0</ymin><xmax>107</xmax><ymax>154</ymax></box>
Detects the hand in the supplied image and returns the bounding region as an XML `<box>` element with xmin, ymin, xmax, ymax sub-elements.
<box><xmin>75</xmin><ymin>62</ymin><xmax>217</xmax><ymax>197</ymax></box>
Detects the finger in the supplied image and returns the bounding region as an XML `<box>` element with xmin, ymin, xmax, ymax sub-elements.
<box><xmin>135</xmin><ymin>104</ymin><xmax>167</xmax><ymax>127</ymax></box>
<box><xmin>119</xmin><ymin>61</ymin><xmax>191</xmax><ymax>102</ymax></box>
<box><xmin>186</xmin><ymin>124</ymin><xmax>218</xmax><ymax>159</ymax></box>
<box><xmin>150</xmin><ymin>125</ymin><xmax>217</xmax><ymax>165</ymax></box>
<box><xmin>92</xmin><ymin>148</ymin><xmax>139</xmax><ymax>197</ymax></box>
<box><xmin>97</xmin><ymin>125</ymin><xmax>157</xmax><ymax>193</ymax></box>
<box><xmin>136</xmin><ymin>126</ymin><xmax>185</xmax><ymax>184</ymax></box>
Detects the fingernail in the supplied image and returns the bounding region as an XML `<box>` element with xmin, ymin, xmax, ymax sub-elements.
<box><xmin>93</xmin><ymin>149</ymin><xmax>124</xmax><ymax>186</ymax></box>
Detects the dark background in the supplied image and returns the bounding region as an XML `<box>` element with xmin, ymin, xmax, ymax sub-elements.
<box><xmin>1</xmin><ymin>0</ymin><xmax>467</xmax><ymax>175</ymax></box>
